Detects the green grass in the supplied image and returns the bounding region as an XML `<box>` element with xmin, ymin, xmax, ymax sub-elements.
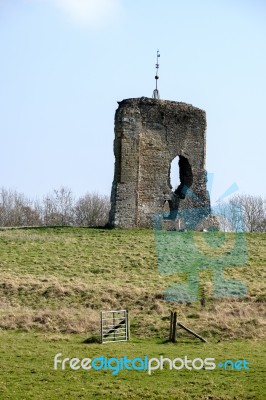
<box><xmin>0</xmin><ymin>227</ymin><xmax>265</xmax><ymax>399</ymax></box>
<box><xmin>0</xmin><ymin>227</ymin><xmax>265</xmax><ymax>338</ymax></box>
<box><xmin>0</xmin><ymin>331</ymin><xmax>265</xmax><ymax>400</ymax></box>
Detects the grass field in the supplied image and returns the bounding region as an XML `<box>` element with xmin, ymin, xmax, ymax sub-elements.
<box><xmin>0</xmin><ymin>227</ymin><xmax>265</xmax><ymax>399</ymax></box>
<box><xmin>0</xmin><ymin>331</ymin><xmax>265</xmax><ymax>400</ymax></box>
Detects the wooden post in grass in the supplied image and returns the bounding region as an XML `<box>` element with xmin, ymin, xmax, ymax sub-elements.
<box><xmin>172</xmin><ymin>311</ymin><xmax>177</xmax><ymax>343</ymax></box>
<box><xmin>169</xmin><ymin>311</ymin><xmax>173</xmax><ymax>341</ymax></box>
<box><xmin>169</xmin><ymin>311</ymin><xmax>178</xmax><ymax>343</ymax></box>
<box><xmin>169</xmin><ymin>311</ymin><xmax>207</xmax><ymax>343</ymax></box>
<box><xmin>176</xmin><ymin>322</ymin><xmax>207</xmax><ymax>343</ymax></box>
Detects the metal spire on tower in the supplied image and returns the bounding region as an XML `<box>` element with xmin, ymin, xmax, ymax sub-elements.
<box><xmin>152</xmin><ymin>50</ymin><xmax>160</xmax><ymax>99</ymax></box>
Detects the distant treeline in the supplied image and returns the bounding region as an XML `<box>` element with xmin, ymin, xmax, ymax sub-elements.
<box><xmin>0</xmin><ymin>187</ymin><xmax>265</xmax><ymax>231</ymax></box>
<box><xmin>0</xmin><ymin>187</ymin><xmax>110</xmax><ymax>227</ymax></box>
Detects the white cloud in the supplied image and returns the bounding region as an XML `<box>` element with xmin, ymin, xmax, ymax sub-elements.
<box><xmin>49</xmin><ymin>0</ymin><xmax>122</xmax><ymax>27</ymax></box>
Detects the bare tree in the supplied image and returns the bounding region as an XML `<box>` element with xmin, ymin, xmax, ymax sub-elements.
<box><xmin>74</xmin><ymin>192</ymin><xmax>110</xmax><ymax>227</ymax></box>
<box><xmin>0</xmin><ymin>188</ymin><xmax>42</xmax><ymax>227</ymax></box>
<box><xmin>229</xmin><ymin>194</ymin><xmax>265</xmax><ymax>232</ymax></box>
<box><xmin>216</xmin><ymin>194</ymin><xmax>266</xmax><ymax>232</ymax></box>
<box><xmin>42</xmin><ymin>195</ymin><xmax>58</xmax><ymax>226</ymax></box>
<box><xmin>0</xmin><ymin>187</ymin><xmax>110</xmax><ymax>228</ymax></box>
<box><xmin>42</xmin><ymin>186</ymin><xmax>74</xmax><ymax>226</ymax></box>
<box><xmin>54</xmin><ymin>186</ymin><xmax>74</xmax><ymax>225</ymax></box>
<box><xmin>0</xmin><ymin>187</ymin><xmax>12</xmax><ymax>226</ymax></box>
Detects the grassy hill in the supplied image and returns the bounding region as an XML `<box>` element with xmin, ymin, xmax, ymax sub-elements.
<box><xmin>0</xmin><ymin>227</ymin><xmax>265</xmax><ymax>399</ymax></box>
<box><xmin>0</xmin><ymin>227</ymin><xmax>265</xmax><ymax>339</ymax></box>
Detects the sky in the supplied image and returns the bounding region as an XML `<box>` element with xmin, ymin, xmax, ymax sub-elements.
<box><xmin>0</xmin><ymin>0</ymin><xmax>265</xmax><ymax>205</ymax></box>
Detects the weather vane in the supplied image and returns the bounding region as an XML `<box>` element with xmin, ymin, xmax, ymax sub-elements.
<box><xmin>152</xmin><ymin>50</ymin><xmax>160</xmax><ymax>99</ymax></box>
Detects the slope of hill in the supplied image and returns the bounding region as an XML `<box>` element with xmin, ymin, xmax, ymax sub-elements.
<box><xmin>0</xmin><ymin>227</ymin><xmax>265</xmax><ymax>340</ymax></box>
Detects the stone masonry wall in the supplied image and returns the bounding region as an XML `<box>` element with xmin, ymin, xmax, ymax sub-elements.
<box><xmin>109</xmin><ymin>97</ymin><xmax>210</xmax><ymax>228</ymax></box>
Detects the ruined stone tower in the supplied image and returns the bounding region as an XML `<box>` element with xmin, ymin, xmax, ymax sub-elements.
<box><xmin>109</xmin><ymin>97</ymin><xmax>210</xmax><ymax>228</ymax></box>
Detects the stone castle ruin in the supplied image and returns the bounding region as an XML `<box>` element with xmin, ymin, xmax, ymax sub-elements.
<box><xmin>109</xmin><ymin>97</ymin><xmax>210</xmax><ymax>228</ymax></box>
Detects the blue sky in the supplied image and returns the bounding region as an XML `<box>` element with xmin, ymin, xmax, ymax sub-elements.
<box><xmin>0</xmin><ymin>0</ymin><xmax>265</xmax><ymax>204</ymax></box>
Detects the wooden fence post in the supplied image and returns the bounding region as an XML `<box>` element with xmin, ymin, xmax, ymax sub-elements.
<box><xmin>169</xmin><ymin>311</ymin><xmax>177</xmax><ymax>343</ymax></box>
<box><xmin>169</xmin><ymin>311</ymin><xmax>173</xmax><ymax>342</ymax></box>
<box><xmin>169</xmin><ymin>311</ymin><xmax>207</xmax><ymax>343</ymax></box>
<box><xmin>172</xmin><ymin>311</ymin><xmax>177</xmax><ymax>343</ymax></box>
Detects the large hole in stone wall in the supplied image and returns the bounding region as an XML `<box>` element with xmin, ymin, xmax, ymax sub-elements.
<box><xmin>170</xmin><ymin>155</ymin><xmax>193</xmax><ymax>199</ymax></box>
<box><xmin>170</xmin><ymin>155</ymin><xmax>180</xmax><ymax>191</ymax></box>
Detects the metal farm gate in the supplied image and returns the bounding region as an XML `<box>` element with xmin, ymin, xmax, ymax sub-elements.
<box><xmin>100</xmin><ymin>310</ymin><xmax>129</xmax><ymax>343</ymax></box>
